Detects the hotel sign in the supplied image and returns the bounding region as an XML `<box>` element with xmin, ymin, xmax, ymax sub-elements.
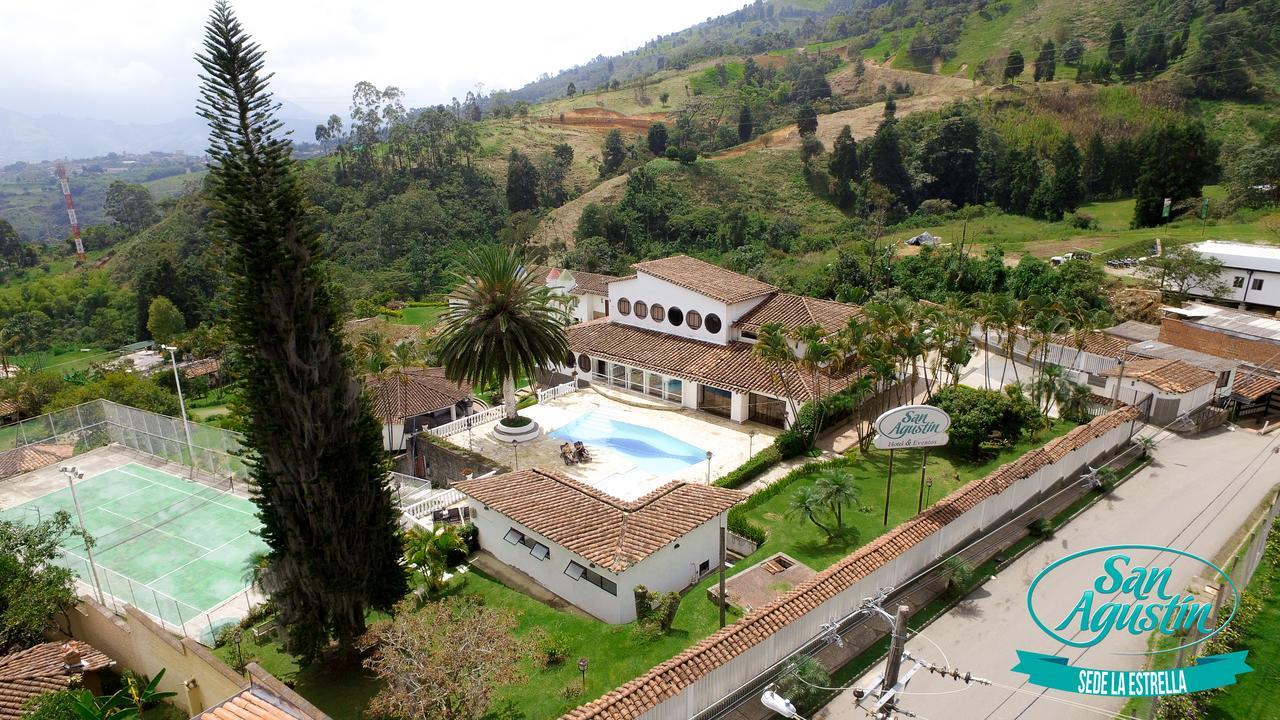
<box><xmin>873</xmin><ymin>405</ymin><xmax>950</xmax><ymax>450</ymax></box>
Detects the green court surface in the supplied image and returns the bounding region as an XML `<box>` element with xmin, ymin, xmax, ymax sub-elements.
<box><xmin>0</xmin><ymin>463</ymin><xmax>267</xmax><ymax>629</ymax></box>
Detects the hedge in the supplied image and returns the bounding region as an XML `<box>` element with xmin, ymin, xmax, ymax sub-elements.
<box><xmin>713</xmin><ymin>445</ymin><xmax>782</xmax><ymax>489</ymax></box>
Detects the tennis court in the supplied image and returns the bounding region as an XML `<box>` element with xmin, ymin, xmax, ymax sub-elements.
<box><xmin>0</xmin><ymin>461</ymin><xmax>267</xmax><ymax>632</ymax></box>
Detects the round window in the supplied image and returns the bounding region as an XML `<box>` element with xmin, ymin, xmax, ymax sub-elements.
<box><xmin>668</xmin><ymin>307</ymin><xmax>684</xmax><ymax>327</ymax></box>
<box><xmin>578</xmin><ymin>354</ymin><xmax>590</xmax><ymax>372</ymax></box>
<box><xmin>617</xmin><ymin>298</ymin><xmax>631</xmax><ymax>316</ymax></box>
<box><xmin>651</xmin><ymin>304</ymin><xmax>665</xmax><ymax>322</ymax></box>
<box><xmin>705</xmin><ymin>313</ymin><xmax>722</xmax><ymax>334</ymax></box>
<box><xmin>685</xmin><ymin>310</ymin><xmax>702</xmax><ymax>330</ymax></box>
<box><xmin>634</xmin><ymin>301</ymin><xmax>648</xmax><ymax>319</ymax></box>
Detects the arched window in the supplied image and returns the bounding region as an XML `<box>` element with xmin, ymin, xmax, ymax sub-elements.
<box><xmin>668</xmin><ymin>307</ymin><xmax>684</xmax><ymax>327</ymax></box>
<box><xmin>617</xmin><ymin>298</ymin><xmax>631</xmax><ymax>316</ymax></box>
<box><xmin>705</xmin><ymin>313</ymin><xmax>722</xmax><ymax>334</ymax></box>
<box><xmin>634</xmin><ymin>301</ymin><xmax>648</xmax><ymax>319</ymax></box>
<box><xmin>650</xmin><ymin>304</ymin><xmax>665</xmax><ymax>322</ymax></box>
<box><xmin>577</xmin><ymin>354</ymin><xmax>591</xmax><ymax>372</ymax></box>
<box><xmin>685</xmin><ymin>310</ymin><xmax>702</xmax><ymax>330</ymax></box>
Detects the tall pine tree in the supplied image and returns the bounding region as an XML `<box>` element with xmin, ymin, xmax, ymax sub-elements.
<box><xmin>196</xmin><ymin>0</ymin><xmax>405</xmax><ymax>661</ymax></box>
<box><xmin>1082</xmin><ymin>132</ymin><xmax>1110</xmax><ymax>200</ymax></box>
<box><xmin>505</xmin><ymin>149</ymin><xmax>539</xmax><ymax>212</ymax></box>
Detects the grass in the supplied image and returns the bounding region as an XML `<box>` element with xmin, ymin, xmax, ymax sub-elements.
<box><xmin>383</xmin><ymin>304</ymin><xmax>445</xmax><ymax>328</ymax></box>
<box><xmin>10</xmin><ymin>346</ymin><xmax>110</xmax><ymax>373</ymax></box>
<box><xmin>740</xmin><ymin>420</ymin><xmax>1078</xmax><ymax>569</ymax></box>
<box><xmin>1203</xmin><ymin>541</ymin><xmax>1280</xmax><ymax>718</ymax></box>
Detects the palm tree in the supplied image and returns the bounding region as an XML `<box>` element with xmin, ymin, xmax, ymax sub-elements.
<box><xmin>753</xmin><ymin>322</ymin><xmax>802</xmax><ymax>428</ymax></box>
<box><xmin>974</xmin><ymin>293</ymin><xmax>997</xmax><ymax>390</ymax></box>
<box><xmin>790</xmin><ymin>324</ymin><xmax>834</xmax><ymax>446</ymax></box>
<box><xmin>1030</xmin><ymin>363</ymin><xmax>1068</xmax><ymax>416</ymax></box>
<box><xmin>1056</xmin><ymin>381</ymin><xmax>1093</xmax><ymax>424</ymax></box>
<box><xmin>1133</xmin><ymin>434</ymin><xmax>1159</xmax><ymax>459</ymax></box>
<box><xmin>403</xmin><ymin>525</ymin><xmax>465</xmax><ymax>595</ymax></box>
<box><xmin>993</xmin><ymin>295</ymin><xmax>1022</xmax><ymax>387</ymax></box>
<box><xmin>785</xmin><ymin>485</ymin><xmax>834</xmax><ymax>536</ymax></box>
<box><xmin>814</xmin><ymin>467</ymin><xmax>860</xmax><ymax>529</ymax></box>
<box><xmin>435</xmin><ymin>247</ymin><xmax>570</xmax><ymax>423</ymax></box>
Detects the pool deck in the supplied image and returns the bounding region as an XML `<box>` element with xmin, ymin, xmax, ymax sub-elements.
<box><xmin>460</xmin><ymin>387</ymin><xmax>779</xmax><ymax>500</ymax></box>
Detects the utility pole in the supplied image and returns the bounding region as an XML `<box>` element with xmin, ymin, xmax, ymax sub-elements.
<box><xmin>881</xmin><ymin>605</ymin><xmax>911</xmax><ymax>696</ymax></box>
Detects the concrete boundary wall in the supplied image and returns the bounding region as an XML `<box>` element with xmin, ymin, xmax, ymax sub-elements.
<box><xmin>64</xmin><ymin>598</ymin><xmax>248</xmax><ymax>715</ymax></box>
<box><xmin>565</xmin><ymin>407</ymin><xmax>1141</xmax><ymax>720</ymax></box>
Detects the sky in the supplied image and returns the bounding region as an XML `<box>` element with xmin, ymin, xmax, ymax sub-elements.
<box><xmin>0</xmin><ymin>0</ymin><xmax>746</xmax><ymax>125</ymax></box>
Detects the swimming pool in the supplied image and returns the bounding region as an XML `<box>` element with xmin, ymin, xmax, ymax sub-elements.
<box><xmin>551</xmin><ymin>410</ymin><xmax>708</xmax><ymax>478</ymax></box>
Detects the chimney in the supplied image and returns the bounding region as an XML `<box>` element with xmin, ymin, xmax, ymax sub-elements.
<box><xmin>62</xmin><ymin>644</ymin><xmax>86</xmax><ymax>674</ymax></box>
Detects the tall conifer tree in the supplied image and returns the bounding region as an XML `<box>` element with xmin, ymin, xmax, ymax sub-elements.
<box><xmin>195</xmin><ymin>0</ymin><xmax>405</xmax><ymax>661</ymax></box>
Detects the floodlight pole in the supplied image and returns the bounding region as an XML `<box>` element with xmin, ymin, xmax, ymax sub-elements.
<box><xmin>61</xmin><ymin>466</ymin><xmax>105</xmax><ymax>606</ymax></box>
<box><xmin>163</xmin><ymin>345</ymin><xmax>197</xmax><ymax>479</ymax></box>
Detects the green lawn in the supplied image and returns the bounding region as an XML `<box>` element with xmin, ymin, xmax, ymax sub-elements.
<box><xmin>1203</xmin><ymin>533</ymin><xmax>1280</xmax><ymax>719</ymax></box>
<box><xmin>739</xmin><ymin>420</ymin><xmax>1077</xmax><ymax>570</ymax></box>
<box><xmin>381</xmin><ymin>304</ymin><xmax>445</xmax><ymax>329</ymax></box>
<box><xmin>11</xmin><ymin>346</ymin><xmax>109</xmax><ymax>373</ymax></box>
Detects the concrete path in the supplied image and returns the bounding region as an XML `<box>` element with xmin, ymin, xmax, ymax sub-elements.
<box><xmin>822</xmin><ymin>424</ymin><xmax>1280</xmax><ymax>720</ymax></box>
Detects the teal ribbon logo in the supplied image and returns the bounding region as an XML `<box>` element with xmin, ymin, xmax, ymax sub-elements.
<box><xmin>1018</xmin><ymin>544</ymin><xmax>1251</xmax><ymax>696</ymax></box>
<box><xmin>1013</xmin><ymin>651</ymin><xmax>1252</xmax><ymax>696</ymax></box>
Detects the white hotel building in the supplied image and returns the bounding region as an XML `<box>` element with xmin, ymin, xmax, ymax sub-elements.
<box><xmin>556</xmin><ymin>255</ymin><xmax>863</xmax><ymax>429</ymax></box>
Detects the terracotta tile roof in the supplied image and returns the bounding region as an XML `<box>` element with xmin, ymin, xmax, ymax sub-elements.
<box><xmin>0</xmin><ymin>444</ymin><xmax>75</xmax><ymax>480</ymax></box>
<box><xmin>182</xmin><ymin>358</ymin><xmax>221</xmax><ymax>379</ymax></box>
<box><xmin>0</xmin><ymin>401</ymin><xmax>15</xmax><ymax>417</ymax></box>
<box><xmin>0</xmin><ymin>642</ymin><xmax>114</xmax><ymax>720</ymax></box>
<box><xmin>1232</xmin><ymin>372</ymin><xmax>1280</xmax><ymax>402</ymax></box>
<box><xmin>1051</xmin><ymin>331</ymin><xmax>1132</xmax><ymax>359</ymax></box>
<box><xmin>735</xmin><ymin>293</ymin><xmax>862</xmax><ymax>335</ymax></box>
<box><xmin>195</xmin><ymin>688</ymin><xmax>311</xmax><ymax>720</ymax></box>
<box><xmin>363</xmin><ymin>368</ymin><xmax>471</xmax><ymax>423</ymax></box>
<box><xmin>455</xmin><ymin>469</ymin><xmax>743</xmax><ymax>572</ymax></box>
<box><xmin>631</xmin><ymin>256</ymin><xmax>777</xmax><ymax>304</ymax></box>
<box><xmin>566</xmin><ymin>320</ymin><xmax>862</xmax><ymax>402</ymax></box>
<box><xmin>562</xmin><ymin>406</ymin><xmax>1141</xmax><ymax>720</ymax></box>
<box><xmin>559</xmin><ymin>269</ymin><xmax>622</xmax><ymax>296</ymax></box>
<box><xmin>1101</xmin><ymin>358</ymin><xmax>1216</xmax><ymax>394</ymax></box>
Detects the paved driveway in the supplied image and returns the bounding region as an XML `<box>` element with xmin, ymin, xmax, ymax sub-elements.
<box><xmin>822</xmin><ymin>425</ymin><xmax>1280</xmax><ymax>720</ymax></box>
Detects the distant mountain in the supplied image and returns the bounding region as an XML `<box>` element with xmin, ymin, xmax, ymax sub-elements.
<box><xmin>0</xmin><ymin>99</ymin><xmax>326</xmax><ymax>163</ymax></box>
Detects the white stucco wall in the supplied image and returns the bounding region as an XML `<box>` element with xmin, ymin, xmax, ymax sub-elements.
<box><xmin>1193</xmin><ymin>267</ymin><xmax>1280</xmax><ymax>309</ymax></box>
<box><xmin>1102</xmin><ymin>377</ymin><xmax>1215</xmax><ymax>422</ymax></box>
<box><xmin>469</xmin><ymin>503</ymin><xmax>725</xmax><ymax>623</ymax></box>
<box><xmin>609</xmin><ymin>275</ymin><xmax>735</xmax><ymax>345</ymax></box>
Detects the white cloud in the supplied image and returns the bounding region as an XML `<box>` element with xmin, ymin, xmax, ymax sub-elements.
<box><xmin>0</xmin><ymin>0</ymin><xmax>744</xmax><ymax>123</ymax></box>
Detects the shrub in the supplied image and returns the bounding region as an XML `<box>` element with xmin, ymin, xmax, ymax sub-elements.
<box><xmin>457</xmin><ymin>523</ymin><xmax>479</xmax><ymax>553</ymax></box>
<box><xmin>536</xmin><ymin>634</ymin><xmax>571</xmax><ymax>668</ymax></box>
<box><xmin>929</xmin><ymin>385</ymin><xmax>1038</xmax><ymax>458</ymax></box>
<box><xmin>714</xmin><ymin>445</ymin><xmax>783</xmax><ymax>488</ymax></box>
<box><xmin>1029</xmin><ymin>518</ymin><xmax>1055</xmax><ymax>538</ymax></box>
<box><xmin>1068</xmin><ymin>211</ymin><xmax>1098</xmax><ymax>229</ymax></box>
<box><xmin>918</xmin><ymin>198</ymin><xmax>956</xmax><ymax>216</ymax></box>
<box><xmin>560</xmin><ymin>680</ymin><xmax>584</xmax><ymax>699</ymax></box>
<box><xmin>727</xmin><ymin>506</ymin><xmax>766</xmax><ymax>545</ymax></box>
<box><xmin>944</xmin><ymin>556</ymin><xmax>976</xmax><ymax>596</ymax></box>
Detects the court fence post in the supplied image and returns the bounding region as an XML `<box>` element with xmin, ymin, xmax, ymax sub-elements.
<box><xmin>174</xmin><ymin>600</ymin><xmax>185</xmax><ymax>638</ymax></box>
<box><xmin>100</xmin><ymin>571</ymin><xmax>116</xmax><ymax>610</ymax></box>
<box><xmin>127</xmin><ymin>578</ymin><xmax>139</xmax><ymax>609</ymax></box>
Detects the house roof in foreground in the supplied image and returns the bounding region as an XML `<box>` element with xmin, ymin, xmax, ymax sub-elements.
<box><xmin>1164</xmin><ymin>303</ymin><xmax>1280</xmax><ymax>343</ymax></box>
<box><xmin>1124</xmin><ymin>340</ymin><xmax>1239</xmax><ymax>374</ymax></box>
<box><xmin>630</xmin><ymin>255</ymin><xmax>777</xmax><ymax>304</ymax></box>
<box><xmin>1232</xmin><ymin>372</ymin><xmax>1280</xmax><ymax>402</ymax></box>
<box><xmin>566</xmin><ymin>320</ymin><xmax>862</xmax><ymax>402</ymax></box>
<box><xmin>1050</xmin><ymin>330</ymin><xmax>1132</xmax><ymax>359</ymax></box>
<box><xmin>455</xmin><ymin>469</ymin><xmax>743</xmax><ymax>572</ymax></box>
<box><xmin>1101</xmin><ymin>358</ymin><xmax>1216</xmax><ymax>393</ymax></box>
<box><xmin>734</xmin><ymin>293</ymin><xmax>861</xmax><ymax>335</ymax></box>
<box><xmin>0</xmin><ymin>642</ymin><xmax>114</xmax><ymax>720</ymax></box>
<box><xmin>1104</xmin><ymin>321</ymin><xmax>1160</xmax><ymax>343</ymax></box>
<box><xmin>0</xmin><ymin>444</ymin><xmax>75</xmax><ymax>479</ymax></box>
<box><xmin>363</xmin><ymin>368</ymin><xmax>471</xmax><ymax>422</ymax></box>
<box><xmin>561</xmin><ymin>406</ymin><xmax>1142</xmax><ymax>720</ymax></box>
<box><xmin>557</xmin><ymin>269</ymin><xmax>623</xmax><ymax>296</ymax></box>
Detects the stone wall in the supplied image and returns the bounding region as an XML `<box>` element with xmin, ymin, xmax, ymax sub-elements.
<box><xmin>413</xmin><ymin>433</ymin><xmax>509</xmax><ymax>487</ymax></box>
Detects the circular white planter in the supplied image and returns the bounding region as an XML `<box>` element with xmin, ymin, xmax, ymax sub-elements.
<box><xmin>492</xmin><ymin>418</ymin><xmax>542</xmax><ymax>443</ymax></box>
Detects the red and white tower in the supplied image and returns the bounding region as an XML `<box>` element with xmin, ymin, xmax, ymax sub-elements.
<box><xmin>55</xmin><ymin>162</ymin><xmax>86</xmax><ymax>261</ymax></box>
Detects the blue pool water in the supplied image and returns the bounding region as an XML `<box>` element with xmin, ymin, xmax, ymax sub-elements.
<box><xmin>551</xmin><ymin>411</ymin><xmax>708</xmax><ymax>477</ymax></box>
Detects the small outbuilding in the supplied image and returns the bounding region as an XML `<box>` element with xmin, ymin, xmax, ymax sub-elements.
<box><xmin>1099</xmin><ymin>358</ymin><xmax>1217</xmax><ymax>424</ymax></box>
<box><xmin>0</xmin><ymin>641</ymin><xmax>115</xmax><ymax>720</ymax></box>
<box><xmin>454</xmin><ymin>468</ymin><xmax>743</xmax><ymax>623</ymax></box>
